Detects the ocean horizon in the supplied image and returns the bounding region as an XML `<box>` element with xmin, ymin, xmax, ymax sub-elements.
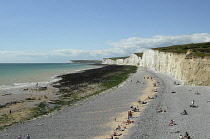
<box><xmin>0</xmin><ymin>63</ymin><xmax>102</xmax><ymax>91</ymax></box>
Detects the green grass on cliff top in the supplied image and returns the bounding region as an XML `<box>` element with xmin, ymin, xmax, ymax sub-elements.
<box><xmin>109</xmin><ymin>53</ymin><xmax>143</xmax><ymax>60</ymax></box>
<box><xmin>152</xmin><ymin>42</ymin><xmax>210</xmax><ymax>57</ymax></box>
<box><xmin>109</xmin><ymin>56</ymin><xmax>129</xmax><ymax>60</ymax></box>
<box><xmin>134</xmin><ymin>53</ymin><xmax>143</xmax><ymax>57</ymax></box>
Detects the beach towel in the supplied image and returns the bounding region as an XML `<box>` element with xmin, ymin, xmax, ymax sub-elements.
<box><xmin>128</xmin><ymin>117</ymin><xmax>138</xmax><ymax>119</ymax></box>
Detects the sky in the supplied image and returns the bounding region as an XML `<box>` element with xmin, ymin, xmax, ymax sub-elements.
<box><xmin>1</xmin><ymin>0</ymin><xmax>210</xmax><ymax>63</ymax></box>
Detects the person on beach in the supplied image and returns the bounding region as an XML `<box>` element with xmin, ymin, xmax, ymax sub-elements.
<box><xmin>184</xmin><ymin>132</ymin><xmax>189</xmax><ymax>138</ymax></box>
<box><xmin>27</xmin><ymin>134</ymin><xmax>30</xmax><ymax>139</ymax></box>
<box><xmin>113</xmin><ymin>132</ymin><xmax>122</xmax><ymax>136</ymax></box>
<box><xmin>190</xmin><ymin>100</ymin><xmax>196</xmax><ymax>107</ymax></box>
<box><xmin>157</xmin><ymin>108</ymin><xmax>163</xmax><ymax>113</ymax></box>
<box><xmin>148</xmin><ymin>96</ymin><xmax>154</xmax><ymax>99</ymax></box>
<box><xmin>195</xmin><ymin>91</ymin><xmax>200</xmax><ymax>95</ymax></box>
<box><xmin>127</xmin><ymin>119</ymin><xmax>131</xmax><ymax>124</ymax></box>
<box><xmin>142</xmin><ymin>101</ymin><xmax>147</xmax><ymax>104</ymax></box>
<box><xmin>132</xmin><ymin>107</ymin><xmax>139</xmax><ymax>112</ymax></box>
<box><xmin>192</xmin><ymin>100</ymin><xmax>195</xmax><ymax>105</ymax></box>
<box><xmin>177</xmin><ymin>134</ymin><xmax>183</xmax><ymax>139</ymax></box>
<box><xmin>115</xmin><ymin>125</ymin><xmax>121</xmax><ymax>131</ymax></box>
<box><xmin>18</xmin><ymin>135</ymin><xmax>22</xmax><ymax>139</ymax></box>
<box><xmin>169</xmin><ymin>120</ymin><xmax>175</xmax><ymax>126</ymax></box>
<box><xmin>187</xmin><ymin>136</ymin><xmax>192</xmax><ymax>139</ymax></box>
<box><xmin>128</xmin><ymin>111</ymin><xmax>132</xmax><ymax>118</ymax></box>
<box><xmin>180</xmin><ymin>110</ymin><xmax>188</xmax><ymax>115</ymax></box>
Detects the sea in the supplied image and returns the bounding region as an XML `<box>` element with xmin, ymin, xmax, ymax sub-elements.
<box><xmin>0</xmin><ymin>63</ymin><xmax>102</xmax><ymax>91</ymax></box>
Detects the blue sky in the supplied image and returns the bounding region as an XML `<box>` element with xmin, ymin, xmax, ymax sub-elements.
<box><xmin>1</xmin><ymin>0</ymin><xmax>210</xmax><ymax>63</ymax></box>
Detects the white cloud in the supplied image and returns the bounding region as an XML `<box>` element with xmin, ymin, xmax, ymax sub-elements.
<box><xmin>108</xmin><ymin>33</ymin><xmax>210</xmax><ymax>50</ymax></box>
<box><xmin>1</xmin><ymin>33</ymin><xmax>210</xmax><ymax>63</ymax></box>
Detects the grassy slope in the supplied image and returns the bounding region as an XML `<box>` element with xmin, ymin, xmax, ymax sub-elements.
<box><xmin>108</xmin><ymin>53</ymin><xmax>143</xmax><ymax>60</ymax></box>
<box><xmin>152</xmin><ymin>42</ymin><xmax>210</xmax><ymax>57</ymax></box>
<box><xmin>109</xmin><ymin>56</ymin><xmax>129</xmax><ymax>60</ymax></box>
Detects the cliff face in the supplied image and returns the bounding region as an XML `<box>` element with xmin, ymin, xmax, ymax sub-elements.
<box><xmin>102</xmin><ymin>49</ymin><xmax>210</xmax><ymax>86</ymax></box>
<box><xmin>102</xmin><ymin>54</ymin><xmax>141</xmax><ymax>66</ymax></box>
<box><xmin>142</xmin><ymin>49</ymin><xmax>210</xmax><ymax>86</ymax></box>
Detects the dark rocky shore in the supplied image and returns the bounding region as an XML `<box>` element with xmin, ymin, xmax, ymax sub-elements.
<box><xmin>54</xmin><ymin>65</ymin><xmax>127</xmax><ymax>86</ymax></box>
<box><xmin>52</xmin><ymin>65</ymin><xmax>136</xmax><ymax>99</ymax></box>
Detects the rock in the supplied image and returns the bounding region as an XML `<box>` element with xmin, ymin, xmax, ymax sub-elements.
<box><xmin>2</xmin><ymin>92</ymin><xmax>12</xmax><ymax>96</ymax></box>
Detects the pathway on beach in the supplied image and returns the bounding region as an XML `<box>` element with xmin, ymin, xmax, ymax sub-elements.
<box><xmin>124</xmin><ymin>69</ymin><xmax>210</xmax><ymax>139</ymax></box>
<box><xmin>1</xmin><ymin>67</ymin><xmax>210</xmax><ymax>139</ymax></box>
<box><xmin>0</xmin><ymin>67</ymin><xmax>155</xmax><ymax>139</ymax></box>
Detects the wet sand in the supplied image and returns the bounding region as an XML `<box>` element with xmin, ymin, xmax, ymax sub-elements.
<box><xmin>0</xmin><ymin>85</ymin><xmax>58</xmax><ymax>127</ymax></box>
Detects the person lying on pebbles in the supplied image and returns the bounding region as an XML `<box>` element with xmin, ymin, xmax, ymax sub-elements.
<box><xmin>142</xmin><ymin>101</ymin><xmax>147</xmax><ymax>104</ymax></box>
<box><xmin>168</xmin><ymin>120</ymin><xmax>176</xmax><ymax>126</ymax></box>
<box><xmin>113</xmin><ymin>132</ymin><xmax>122</xmax><ymax>136</ymax></box>
<box><xmin>180</xmin><ymin>110</ymin><xmax>188</xmax><ymax>115</ymax></box>
<box><xmin>114</xmin><ymin>125</ymin><xmax>125</xmax><ymax>131</ymax></box>
<box><xmin>148</xmin><ymin>96</ymin><xmax>154</xmax><ymax>99</ymax></box>
<box><xmin>194</xmin><ymin>91</ymin><xmax>200</xmax><ymax>95</ymax></box>
<box><xmin>157</xmin><ymin>108</ymin><xmax>163</xmax><ymax>113</ymax></box>
<box><xmin>122</xmin><ymin>119</ymin><xmax>134</xmax><ymax>125</ymax></box>
<box><xmin>131</xmin><ymin>107</ymin><xmax>140</xmax><ymax>112</ymax></box>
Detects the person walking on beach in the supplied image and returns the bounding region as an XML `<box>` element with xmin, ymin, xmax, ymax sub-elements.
<box><xmin>184</xmin><ymin>132</ymin><xmax>189</xmax><ymax>138</ymax></box>
<box><xmin>191</xmin><ymin>100</ymin><xmax>195</xmax><ymax>105</ymax></box>
<box><xmin>27</xmin><ymin>134</ymin><xmax>30</xmax><ymax>139</ymax></box>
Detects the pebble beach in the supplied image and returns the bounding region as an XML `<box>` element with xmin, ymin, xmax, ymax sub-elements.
<box><xmin>0</xmin><ymin>66</ymin><xmax>210</xmax><ymax>139</ymax></box>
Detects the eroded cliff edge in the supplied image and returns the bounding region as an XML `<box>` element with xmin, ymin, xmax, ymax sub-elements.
<box><xmin>102</xmin><ymin>49</ymin><xmax>210</xmax><ymax>86</ymax></box>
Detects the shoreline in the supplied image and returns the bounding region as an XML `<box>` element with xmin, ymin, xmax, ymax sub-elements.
<box><xmin>0</xmin><ymin>65</ymin><xmax>135</xmax><ymax>130</ymax></box>
<box><xmin>0</xmin><ymin>64</ymin><xmax>104</xmax><ymax>92</ymax></box>
<box><xmin>1</xmin><ymin>66</ymin><xmax>210</xmax><ymax>138</ymax></box>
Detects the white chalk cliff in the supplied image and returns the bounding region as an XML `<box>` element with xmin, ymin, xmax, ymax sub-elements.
<box><xmin>102</xmin><ymin>49</ymin><xmax>210</xmax><ymax>86</ymax></box>
<box><xmin>102</xmin><ymin>54</ymin><xmax>142</xmax><ymax>66</ymax></box>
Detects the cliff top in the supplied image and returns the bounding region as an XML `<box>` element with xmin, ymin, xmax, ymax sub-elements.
<box><xmin>134</xmin><ymin>53</ymin><xmax>143</xmax><ymax>57</ymax></box>
<box><xmin>152</xmin><ymin>42</ymin><xmax>210</xmax><ymax>57</ymax></box>
<box><xmin>70</xmin><ymin>60</ymin><xmax>102</xmax><ymax>64</ymax></box>
<box><xmin>108</xmin><ymin>53</ymin><xmax>143</xmax><ymax>60</ymax></box>
<box><xmin>109</xmin><ymin>56</ymin><xmax>129</xmax><ymax>60</ymax></box>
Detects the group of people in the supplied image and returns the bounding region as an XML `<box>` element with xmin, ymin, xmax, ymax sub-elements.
<box><xmin>178</xmin><ymin>132</ymin><xmax>191</xmax><ymax>139</ymax></box>
<box><xmin>170</xmin><ymin>82</ymin><xmax>199</xmax><ymax>138</ymax></box>
<box><xmin>18</xmin><ymin>134</ymin><xmax>30</xmax><ymax>139</ymax></box>
<box><xmin>108</xmin><ymin>76</ymin><xmax>156</xmax><ymax>139</ymax></box>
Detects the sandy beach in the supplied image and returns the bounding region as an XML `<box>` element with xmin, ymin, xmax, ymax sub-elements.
<box><xmin>0</xmin><ymin>66</ymin><xmax>210</xmax><ymax>139</ymax></box>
